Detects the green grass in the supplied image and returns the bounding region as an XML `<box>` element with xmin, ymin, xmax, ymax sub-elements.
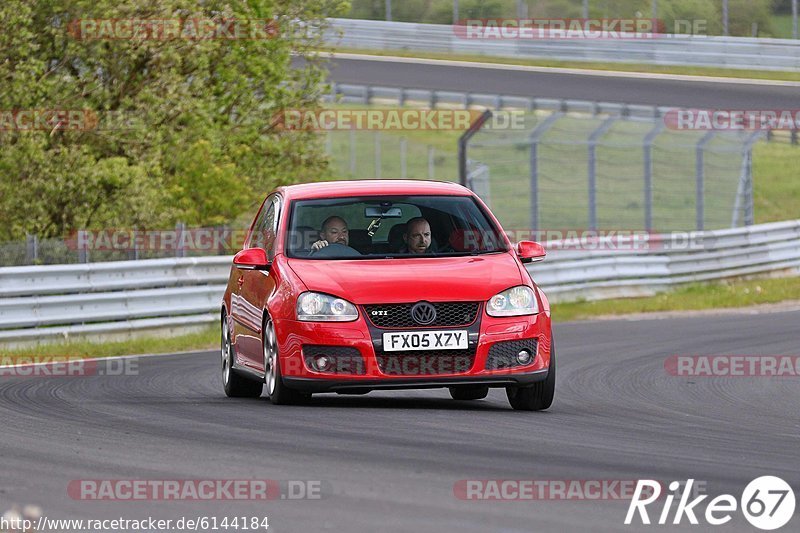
<box><xmin>753</xmin><ymin>141</ymin><xmax>800</xmax><ymax>224</ymax></box>
<box><xmin>0</xmin><ymin>326</ymin><xmax>218</xmax><ymax>361</ymax></box>
<box><xmin>554</xmin><ymin>276</ymin><xmax>800</xmax><ymax>322</ymax></box>
<box><xmin>327</xmin><ymin>47</ymin><xmax>800</xmax><ymax>83</ymax></box>
<box><xmin>770</xmin><ymin>15</ymin><xmax>796</xmax><ymax>39</ymax></box>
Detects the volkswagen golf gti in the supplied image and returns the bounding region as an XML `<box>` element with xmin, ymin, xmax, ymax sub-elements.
<box><xmin>220</xmin><ymin>180</ymin><xmax>554</xmax><ymax>410</ymax></box>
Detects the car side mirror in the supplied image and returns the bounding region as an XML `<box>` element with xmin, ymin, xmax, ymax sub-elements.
<box><xmin>233</xmin><ymin>248</ymin><xmax>270</xmax><ymax>270</ymax></box>
<box><xmin>516</xmin><ymin>241</ymin><xmax>546</xmax><ymax>264</ymax></box>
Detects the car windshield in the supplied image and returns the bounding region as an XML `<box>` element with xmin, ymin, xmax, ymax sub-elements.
<box><xmin>286</xmin><ymin>195</ymin><xmax>509</xmax><ymax>259</ymax></box>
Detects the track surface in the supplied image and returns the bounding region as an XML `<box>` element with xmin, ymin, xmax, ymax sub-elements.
<box><xmin>2</xmin><ymin>311</ymin><xmax>798</xmax><ymax>532</ymax></box>
<box><xmin>316</xmin><ymin>55</ymin><xmax>800</xmax><ymax>109</ymax></box>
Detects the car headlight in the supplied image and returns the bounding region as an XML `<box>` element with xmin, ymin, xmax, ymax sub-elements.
<box><xmin>297</xmin><ymin>292</ymin><xmax>358</xmax><ymax>322</ymax></box>
<box><xmin>486</xmin><ymin>286</ymin><xmax>539</xmax><ymax>317</ymax></box>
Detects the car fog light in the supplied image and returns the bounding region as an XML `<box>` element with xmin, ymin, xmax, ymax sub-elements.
<box><xmin>517</xmin><ymin>350</ymin><xmax>533</xmax><ymax>365</ymax></box>
<box><xmin>315</xmin><ymin>355</ymin><xmax>332</xmax><ymax>372</ymax></box>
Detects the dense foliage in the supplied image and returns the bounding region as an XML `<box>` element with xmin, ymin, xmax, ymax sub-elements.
<box><xmin>0</xmin><ymin>1</ymin><xmax>348</xmax><ymax>241</ymax></box>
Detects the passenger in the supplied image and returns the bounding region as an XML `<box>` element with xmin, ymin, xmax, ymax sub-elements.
<box><xmin>400</xmin><ymin>217</ymin><xmax>433</xmax><ymax>254</ymax></box>
<box><xmin>311</xmin><ymin>216</ymin><xmax>350</xmax><ymax>251</ymax></box>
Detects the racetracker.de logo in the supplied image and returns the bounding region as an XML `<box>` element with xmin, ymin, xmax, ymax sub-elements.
<box><xmin>272</xmin><ymin>109</ymin><xmax>526</xmax><ymax>131</ymax></box>
<box><xmin>454</xmin><ymin>479</ymin><xmax>658</xmax><ymax>500</ymax></box>
<box><xmin>664</xmin><ymin>109</ymin><xmax>800</xmax><ymax>131</ymax></box>
<box><xmin>0</xmin><ymin>356</ymin><xmax>138</xmax><ymax>378</ymax></box>
<box><xmin>68</xmin><ymin>479</ymin><xmax>324</xmax><ymax>500</ymax></box>
<box><xmin>66</xmin><ymin>18</ymin><xmax>279</xmax><ymax>40</ymax></box>
<box><xmin>665</xmin><ymin>355</ymin><xmax>800</xmax><ymax>377</ymax></box>
<box><xmin>453</xmin><ymin>18</ymin><xmax>663</xmax><ymax>40</ymax></box>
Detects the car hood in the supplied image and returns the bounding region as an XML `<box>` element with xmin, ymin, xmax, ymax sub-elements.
<box><xmin>286</xmin><ymin>253</ymin><xmax>524</xmax><ymax>304</ymax></box>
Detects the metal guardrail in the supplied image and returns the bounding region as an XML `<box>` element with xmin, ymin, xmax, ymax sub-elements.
<box><xmin>326</xmin><ymin>82</ymin><xmax>671</xmax><ymax>118</ymax></box>
<box><xmin>326</xmin><ymin>18</ymin><xmax>800</xmax><ymax>71</ymax></box>
<box><xmin>1</xmin><ymin>221</ymin><xmax>799</xmax><ymax>345</ymax></box>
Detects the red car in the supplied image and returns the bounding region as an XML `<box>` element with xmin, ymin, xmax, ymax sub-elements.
<box><xmin>220</xmin><ymin>180</ymin><xmax>554</xmax><ymax>410</ymax></box>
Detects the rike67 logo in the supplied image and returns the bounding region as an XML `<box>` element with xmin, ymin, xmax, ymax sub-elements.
<box><xmin>626</xmin><ymin>477</ymin><xmax>795</xmax><ymax>530</ymax></box>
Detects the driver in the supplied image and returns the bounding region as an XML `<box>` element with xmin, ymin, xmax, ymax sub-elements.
<box><xmin>311</xmin><ymin>216</ymin><xmax>350</xmax><ymax>251</ymax></box>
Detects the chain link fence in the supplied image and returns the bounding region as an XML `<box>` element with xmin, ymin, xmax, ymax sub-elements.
<box><xmin>325</xmin><ymin>83</ymin><xmax>765</xmax><ymax>233</ymax></box>
<box><xmin>0</xmin><ymin>224</ymin><xmax>238</xmax><ymax>267</ymax></box>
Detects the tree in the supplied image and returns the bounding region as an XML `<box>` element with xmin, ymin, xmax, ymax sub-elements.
<box><xmin>0</xmin><ymin>0</ymin><xmax>348</xmax><ymax>241</ymax></box>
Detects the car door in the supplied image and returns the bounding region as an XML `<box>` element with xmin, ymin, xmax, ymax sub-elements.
<box><xmin>232</xmin><ymin>194</ymin><xmax>281</xmax><ymax>370</ymax></box>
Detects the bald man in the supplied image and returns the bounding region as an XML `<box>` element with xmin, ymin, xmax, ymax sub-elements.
<box><xmin>401</xmin><ymin>217</ymin><xmax>433</xmax><ymax>254</ymax></box>
<box><xmin>311</xmin><ymin>216</ymin><xmax>349</xmax><ymax>251</ymax></box>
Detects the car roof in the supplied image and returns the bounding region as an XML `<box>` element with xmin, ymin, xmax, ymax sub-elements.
<box><xmin>276</xmin><ymin>180</ymin><xmax>473</xmax><ymax>201</ymax></box>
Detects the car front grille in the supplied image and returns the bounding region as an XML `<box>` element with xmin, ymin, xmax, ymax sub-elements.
<box><xmin>485</xmin><ymin>339</ymin><xmax>538</xmax><ymax>370</ymax></box>
<box><xmin>364</xmin><ymin>302</ymin><xmax>480</xmax><ymax>329</ymax></box>
<box><xmin>375</xmin><ymin>347</ymin><xmax>476</xmax><ymax>376</ymax></box>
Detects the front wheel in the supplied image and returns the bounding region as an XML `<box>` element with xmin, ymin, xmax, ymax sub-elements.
<box><xmin>506</xmin><ymin>345</ymin><xmax>555</xmax><ymax>411</ymax></box>
<box><xmin>221</xmin><ymin>314</ymin><xmax>263</xmax><ymax>398</ymax></box>
<box><xmin>263</xmin><ymin>317</ymin><xmax>310</xmax><ymax>405</ymax></box>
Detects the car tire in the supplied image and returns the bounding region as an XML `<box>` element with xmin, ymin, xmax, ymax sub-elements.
<box><xmin>448</xmin><ymin>386</ymin><xmax>489</xmax><ymax>401</ymax></box>
<box><xmin>263</xmin><ymin>317</ymin><xmax>310</xmax><ymax>406</ymax></box>
<box><xmin>221</xmin><ymin>313</ymin><xmax>263</xmax><ymax>398</ymax></box>
<box><xmin>506</xmin><ymin>344</ymin><xmax>555</xmax><ymax>411</ymax></box>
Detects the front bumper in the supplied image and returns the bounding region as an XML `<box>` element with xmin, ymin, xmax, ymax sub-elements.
<box><xmin>274</xmin><ymin>310</ymin><xmax>552</xmax><ymax>390</ymax></box>
<box><xmin>284</xmin><ymin>369</ymin><xmax>548</xmax><ymax>393</ymax></box>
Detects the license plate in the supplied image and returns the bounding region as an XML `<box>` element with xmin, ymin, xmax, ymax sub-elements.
<box><xmin>382</xmin><ymin>330</ymin><xmax>469</xmax><ymax>352</ymax></box>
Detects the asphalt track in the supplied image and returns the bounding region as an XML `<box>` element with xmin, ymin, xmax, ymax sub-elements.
<box><xmin>316</xmin><ymin>55</ymin><xmax>800</xmax><ymax>109</ymax></box>
<box><xmin>2</xmin><ymin>310</ymin><xmax>798</xmax><ymax>532</ymax></box>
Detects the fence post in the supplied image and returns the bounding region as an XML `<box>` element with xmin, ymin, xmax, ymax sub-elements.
<box><xmin>695</xmin><ymin>131</ymin><xmax>716</xmax><ymax>232</ymax></box>
<box><xmin>587</xmin><ymin>116</ymin><xmax>618</xmax><ymax>231</ymax></box>
<box><xmin>722</xmin><ymin>0</ymin><xmax>729</xmax><ymax>36</ymax></box>
<box><xmin>349</xmin><ymin>129</ymin><xmax>356</xmax><ymax>175</ymax></box>
<box><xmin>77</xmin><ymin>230</ymin><xmax>89</xmax><ymax>263</ymax></box>
<box><xmin>527</xmin><ymin>112</ymin><xmax>563</xmax><ymax>232</ymax></box>
<box><xmin>374</xmin><ymin>131</ymin><xmax>381</xmax><ymax>179</ymax></box>
<box><xmin>400</xmin><ymin>137</ymin><xmax>407</xmax><ymax>179</ymax></box>
<box><xmin>427</xmin><ymin>146</ymin><xmax>435</xmax><ymax>179</ymax></box>
<box><xmin>643</xmin><ymin>122</ymin><xmax>665</xmax><ymax>232</ymax></box>
<box><xmin>25</xmin><ymin>234</ymin><xmax>38</xmax><ymax>264</ymax></box>
<box><xmin>458</xmin><ymin>110</ymin><xmax>493</xmax><ymax>186</ymax></box>
<box><xmin>176</xmin><ymin>222</ymin><xmax>186</xmax><ymax>258</ymax></box>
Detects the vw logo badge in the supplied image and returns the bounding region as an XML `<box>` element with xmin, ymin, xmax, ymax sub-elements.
<box><xmin>411</xmin><ymin>302</ymin><xmax>436</xmax><ymax>326</ymax></box>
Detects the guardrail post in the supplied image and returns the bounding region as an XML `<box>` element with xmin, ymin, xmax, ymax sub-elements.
<box><xmin>695</xmin><ymin>131</ymin><xmax>716</xmax><ymax>232</ymax></box>
<box><xmin>528</xmin><ymin>112</ymin><xmax>563</xmax><ymax>232</ymax></box>
<box><xmin>643</xmin><ymin>122</ymin><xmax>665</xmax><ymax>232</ymax></box>
<box><xmin>25</xmin><ymin>234</ymin><xmax>38</xmax><ymax>264</ymax></box>
<box><xmin>588</xmin><ymin>116</ymin><xmax>619</xmax><ymax>231</ymax></box>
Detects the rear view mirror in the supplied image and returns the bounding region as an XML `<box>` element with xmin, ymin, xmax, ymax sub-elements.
<box><xmin>516</xmin><ymin>241</ymin><xmax>546</xmax><ymax>264</ymax></box>
<box><xmin>365</xmin><ymin>206</ymin><xmax>402</xmax><ymax>218</ymax></box>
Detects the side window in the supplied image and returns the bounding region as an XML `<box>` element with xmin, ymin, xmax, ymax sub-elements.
<box><xmin>249</xmin><ymin>195</ymin><xmax>281</xmax><ymax>260</ymax></box>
